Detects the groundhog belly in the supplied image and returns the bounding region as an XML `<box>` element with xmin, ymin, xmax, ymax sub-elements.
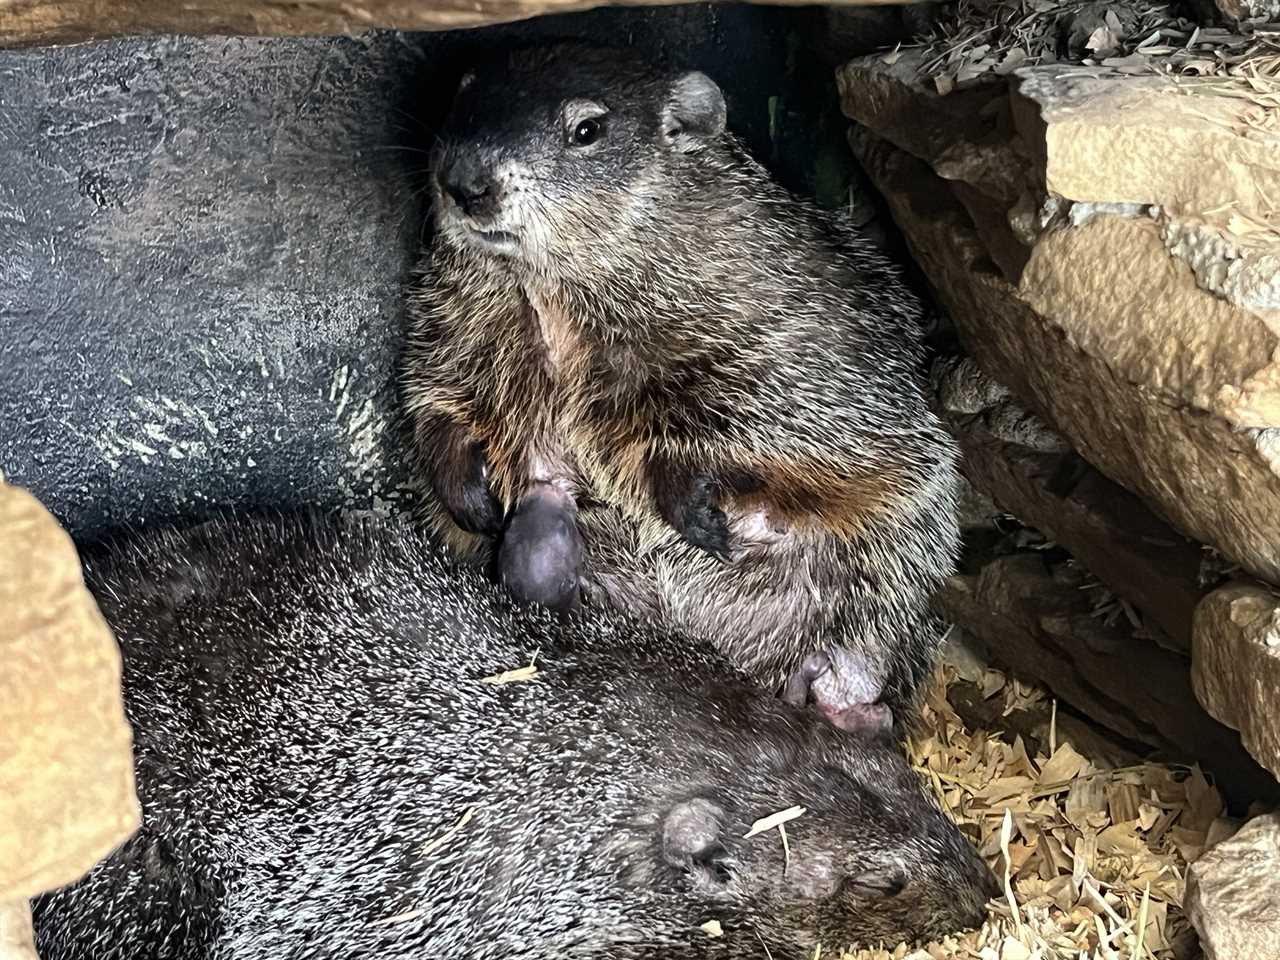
<box><xmin>578</xmin><ymin>504</ymin><xmax>835</xmax><ymax>664</ymax></box>
<box><xmin>573</xmin><ymin>494</ymin><xmax>947</xmax><ymax>736</ymax></box>
<box><xmin>486</xmin><ymin>393</ymin><xmax>919</xmax><ymax>727</ymax></box>
<box><xmin>485</xmin><ymin>295</ymin><xmax>595</xmax><ymax>612</ymax></box>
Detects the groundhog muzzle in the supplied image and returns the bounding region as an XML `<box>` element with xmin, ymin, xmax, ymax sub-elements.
<box><xmin>32</xmin><ymin>513</ymin><xmax>996</xmax><ymax>959</ymax></box>
<box><xmin>402</xmin><ymin>44</ymin><xmax>962</xmax><ymax>731</ymax></box>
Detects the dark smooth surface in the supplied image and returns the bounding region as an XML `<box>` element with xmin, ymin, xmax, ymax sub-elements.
<box><xmin>0</xmin><ymin>5</ymin><xmax>793</xmax><ymax>544</ymax></box>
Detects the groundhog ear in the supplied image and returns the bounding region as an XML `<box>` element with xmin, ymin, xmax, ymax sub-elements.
<box><xmin>662</xmin><ymin>71</ymin><xmax>727</xmax><ymax>153</ymax></box>
<box><xmin>662</xmin><ymin>797</ymin><xmax>728</xmax><ymax>870</ymax></box>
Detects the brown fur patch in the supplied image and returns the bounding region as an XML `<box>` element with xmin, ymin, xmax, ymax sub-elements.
<box><xmin>459</xmin><ymin>296</ymin><xmax>601</xmax><ymax>508</ymax></box>
<box><xmin>524</xmin><ymin>290</ymin><xmax>580</xmax><ymax>374</ymax></box>
<box><xmin>728</xmin><ymin>457</ymin><xmax>909</xmax><ymax>541</ymax></box>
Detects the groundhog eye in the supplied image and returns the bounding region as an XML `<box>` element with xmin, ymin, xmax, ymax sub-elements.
<box><xmin>572</xmin><ymin>118</ymin><xmax>602</xmax><ymax>147</ymax></box>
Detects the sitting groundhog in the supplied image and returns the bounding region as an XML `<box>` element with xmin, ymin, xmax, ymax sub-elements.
<box><xmin>402</xmin><ymin>44</ymin><xmax>960</xmax><ymax>730</ymax></box>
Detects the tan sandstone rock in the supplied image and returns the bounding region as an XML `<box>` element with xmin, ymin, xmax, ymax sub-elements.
<box><xmin>932</xmin><ymin>358</ymin><xmax>1205</xmax><ymax>654</ymax></box>
<box><xmin>0</xmin><ymin>900</ymin><xmax>40</xmax><ymax>960</ymax></box>
<box><xmin>1011</xmin><ymin>66</ymin><xmax>1280</xmax><ymax>225</ymax></box>
<box><xmin>1193</xmin><ymin>583</ymin><xmax>1280</xmax><ymax>781</ymax></box>
<box><xmin>1019</xmin><ymin>216</ymin><xmax>1280</xmax><ymax>430</ymax></box>
<box><xmin>845</xmin><ymin>82</ymin><xmax>1280</xmax><ymax>585</ymax></box>
<box><xmin>0</xmin><ymin>0</ymin><xmax>922</xmax><ymax>48</ymax></box>
<box><xmin>0</xmin><ymin>481</ymin><xmax>139</xmax><ymax>903</ymax></box>
<box><xmin>1187</xmin><ymin>812</ymin><xmax>1280</xmax><ymax>960</ymax></box>
<box><xmin>852</xmin><ymin>102</ymin><xmax>1280</xmax><ymax>785</ymax></box>
<box><xmin>840</xmin><ymin>56</ymin><xmax>1280</xmax><ymax>311</ymax></box>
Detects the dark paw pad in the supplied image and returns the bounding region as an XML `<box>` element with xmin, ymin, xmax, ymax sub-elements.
<box><xmin>498</xmin><ymin>485</ymin><xmax>583</xmax><ymax>614</ymax></box>
<box><xmin>676</xmin><ymin>475</ymin><xmax>731</xmax><ymax>560</ymax></box>
<box><xmin>436</xmin><ymin>442</ymin><xmax>503</xmax><ymax>537</ymax></box>
<box><xmin>681</xmin><ymin>506</ymin><xmax>731</xmax><ymax>559</ymax></box>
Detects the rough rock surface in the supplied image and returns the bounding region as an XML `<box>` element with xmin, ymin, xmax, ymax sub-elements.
<box><xmin>1193</xmin><ymin>584</ymin><xmax>1280</xmax><ymax>781</ymax></box>
<box><xmin>852</xmin><ymin>61</ymin><xmax>1280</xmax><ymax>781</ymax></box>
<box><xmin>1010</xmin><ymin>66</ymin><xmax>1280</xmax><ymax>225</ymax></box>
<box><xmin>1018</xmin><ymin>217</ymin><xmax>1280</xmax><ymax>431</ymax></box>
<box><xmin>840</xmin><ymin>53</ymin><xmax>1280</xmax><ymax>586</ymax></box>
<box><xmin>0</xmin><ymin>0</ymin><xmax>922</xmax><ymax>48</ymax></box>
<box><xmin>849</xmin><ymin>120</ymin><xmax>1280</xmax><ymax>587</ymax></box>
<box><xmin>933</xmin><ymin>357</ymin><xmax>1206</xmax><ymax>654</ymax></box>
<box><xmin>1186</xmin><ymin>812</ymin><xmax>1280</xmax><ymax>960</ymax></box>
<box><xmin>934</xmin><ymin>554</ymin><xmax>1280</xmax><ymax>806</ymax></box>
<box><xmin>0</xmin><ymin>481</ymin><xmax>138</xmax><ymax>902</ymax></box>
<box><xmin>0</xmin><ymin>901</ymin><xmax>39</xmax><ymax>960</ymax></box>
<box><xmin>933</xmin><ymin>351</ymin><xmax>1280</xmax><ymax>781</ymax></box>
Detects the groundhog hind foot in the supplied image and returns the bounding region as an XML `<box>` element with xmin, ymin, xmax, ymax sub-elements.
<box><xmin>821</xmin><ymin>701</ymin><xmax>894</xmax><ymax>737</ymax></box>
<box><xmin>782</xmin><ymin>651</ymin><xmax>894</xmax><ymax>737</ymax></box>
<box><xmin>498</xmin><ymin>482</ymin><xmax>584</xmax><ymax>615</ymax></box>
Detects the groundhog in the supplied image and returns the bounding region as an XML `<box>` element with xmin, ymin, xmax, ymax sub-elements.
<box><xmin>401</xmin><ymin>44</ymin><xmax>961</xmax><ymax>731</ymax></box>
<box><xmin>33</xmin><ymin>513</ymin><xmax>994</xmax><ymax>960</ymax></box>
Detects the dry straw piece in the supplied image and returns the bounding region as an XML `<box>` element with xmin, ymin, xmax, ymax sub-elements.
<box><xmin>421</xmin><ymin>805</ymin><xmax>479</xmax><ymax>857</ymax></box>
<box><xmin>480</xmin><ymin>650</ymin><xmax>541</xmax><ymax>685</ymax></box>
<box><xmin>745</xmin><ymin>805</ymin><xmax>807</xmax><ymax>874</ymax></box>
<box><xmin>744</xmin><ymin>805</ymin><xmax>808</xmax><ymax>839</ymax></box>
<box><xmin>836</xmin><ymin>665</ymin><xmax>1231</xmax><ymax>959</ymax></box>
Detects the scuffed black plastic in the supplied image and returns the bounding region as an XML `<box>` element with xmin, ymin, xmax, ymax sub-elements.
<box><xmin>0</xmin><ymin>5</ymin><xmax>790</xmax><ymax>543</ymax></box>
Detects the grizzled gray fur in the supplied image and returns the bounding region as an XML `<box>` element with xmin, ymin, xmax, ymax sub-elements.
<box><xmin>34</xmin><ymin>513</ymin><xmax>993</xmax><ymax>959</ymax></box>
<box><xmin>401</xmin><ymin>44</ymin><xmax>962</xmax><ymax>731</ymax></box>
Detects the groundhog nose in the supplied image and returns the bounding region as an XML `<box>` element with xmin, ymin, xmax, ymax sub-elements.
<box><xmin>441</xmin><ymin>159</ymin><xmax>497</xmax><ymax>218</ymax></box>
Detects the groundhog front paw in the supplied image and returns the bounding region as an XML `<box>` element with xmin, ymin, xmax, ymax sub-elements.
<box><xmin>433</xmin><ymin>440</ymin><xmax>503</xmax><ymax>537</ymax></box>
<box><xmin>653</xmin><ymin>467</ymin><xmax>732</xmax><ymax>561</ymax></box>
<box><xmin>677</xmin><ymin>476</ymin><xmax>733</xmax><ymax>559</ymax></box>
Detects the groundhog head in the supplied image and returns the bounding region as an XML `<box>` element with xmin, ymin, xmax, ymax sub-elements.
<box><xmin>644</xmin><ymin>709</ymin><xmax>999</xmax><ymax>952</ymax></box>
<box><xmin>431</xmin><ymin>43</ymin><xmax>727</xmax><ymax>273</ymax></box>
